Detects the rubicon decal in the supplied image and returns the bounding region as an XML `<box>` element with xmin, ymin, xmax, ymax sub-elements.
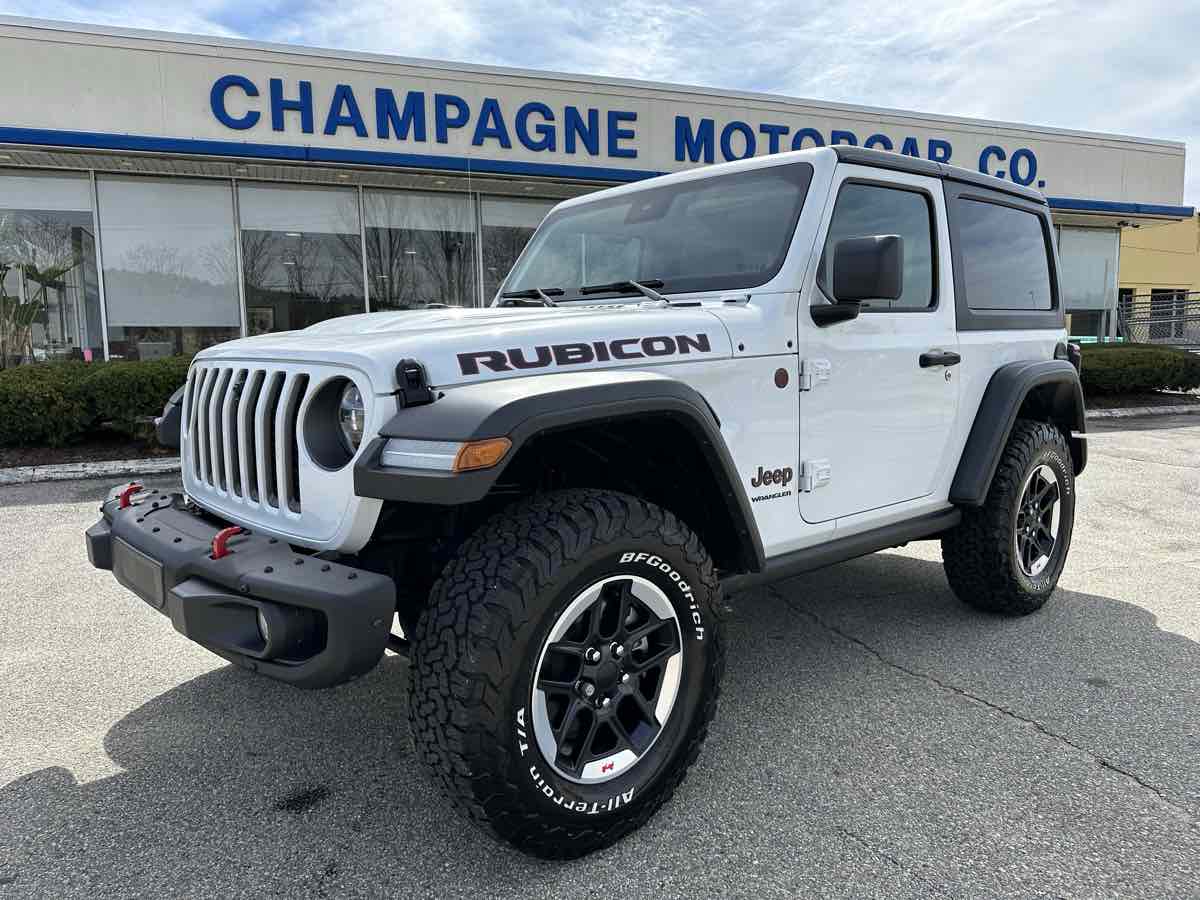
<box><xmin>458</xmin><ymin>333</ymin><xmax>712</xmax><ymax>376</ymax></box>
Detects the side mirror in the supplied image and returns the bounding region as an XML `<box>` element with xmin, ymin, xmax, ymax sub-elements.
<box><xmin>833</xmin><ymin>234</ymin><xmax>904</xmax><ymax>303</ymax></box>
<box><xmin>810</xmin><ymin>234</ymin><xmax>905</xmax><ymax>327</ymax></box>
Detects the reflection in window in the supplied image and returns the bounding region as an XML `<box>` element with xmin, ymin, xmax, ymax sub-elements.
<box><xmin>0</xmin><ymin>171</ymin><xmax>103</xmax><ymax>365</ymax></box>
<box><xmin>98</xmin><ymin>176</ymin><xmax>241</xmax><ymax>360</ymax></box>
<box><xmin>956</xmin><ymin>199</ymin><xmax>1052</xmax><ymax>311</ymax></box>
<box><xmin>817</xmin><ymin>183</ymin><xmax>934</xmax><ymax>310</ymax></box>
<box><xmin>481</xmin><ymin>197</ymin><xmax>555</xmax><ymax>301</ymax></box>
<box><xmin>238</xmin><ymin>185</ymin><xmax>364</xmax><ymax>334</ymax></box>
<box><xmin>365</xmin><ymin>190</ymin><xmax>477</xmax><ymax>309</ymax></box>
<box><xmin>506</xmin><ymin>164</ymin><xmax>812</xmax><ymax>300</ymax></box>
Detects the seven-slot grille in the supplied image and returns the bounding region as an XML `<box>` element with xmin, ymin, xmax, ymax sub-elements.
<box><xmin>184</xmin><ymin>364</ymin><xmax>310</xmax><ymax>514</ymax></box>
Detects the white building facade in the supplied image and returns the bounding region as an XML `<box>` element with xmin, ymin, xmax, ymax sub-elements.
<box><xmin>0</xmin><ymin>16</ymin><xmax>1191</xmax><ymax>362</ymax></box>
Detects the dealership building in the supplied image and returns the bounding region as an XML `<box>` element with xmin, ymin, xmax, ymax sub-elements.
<box><xmin>0</xmin><ymin>16</ymin><xmax>1191</xmax><ymax>363</ymax></box>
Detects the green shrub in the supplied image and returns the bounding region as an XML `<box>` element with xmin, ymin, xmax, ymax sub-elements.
<box><xmin>1080</xmin><ymin>343</ymin><xmax>1200</xmax><ymax>395</ymax></box>
<box><xmin>78</xmin><ymin>356</ymin><xmax>193</xmax><ymax>440</ymax></box>
<box><xmin>0</xmin><ymin>356</ymin><xmax>192</xmax><ymax>448</ymax></box>
<box><xmin>0</xmin><ymin>361</ymin><xmax>94</xmax><ymax>447</ymax></box>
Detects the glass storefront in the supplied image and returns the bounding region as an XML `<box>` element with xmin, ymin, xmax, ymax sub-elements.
<box><xmin>97</xmin><ymin>176</ymin><xmax>242</xmax><ymax>360</ymax></box>
<box><xmin>480</xmin><ymin>197</ymin><xmax>556</xmax><ymax>301</ymax></box>
<box><xmin>0</xmin><ymin>170</ymin><xmax>103</xmax><ymax>365</ymax></box>
<box><xmin>0</xmin><ymin>167</ymin><xmax>562</xmax><ymax>360</ymax></box>
<box><xmin>239</xmin><ymin>184</ymin><xmax>365</xmax><ymax>334</ymax></box>
<box><xmin>364</xmin><ymin>190</ymin><xmax>477</xmax><ymax>309</ymax></box>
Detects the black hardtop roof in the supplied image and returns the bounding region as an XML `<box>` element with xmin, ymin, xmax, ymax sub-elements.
<box><xmin>832</xmin><ymin>146</ymin><xmax>1047</xmax><ymax>204</ymax></box>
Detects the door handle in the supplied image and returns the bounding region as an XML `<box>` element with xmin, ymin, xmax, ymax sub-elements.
<box><xmin>919</xmin><ymin>350</ymin><xmax>962</xmax><ymax>368</ymax></box>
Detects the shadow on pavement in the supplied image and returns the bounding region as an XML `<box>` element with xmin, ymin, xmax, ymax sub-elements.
<box><xmin>2</xmin><ymin>552</ymin><xmax>1198</xmax><ymax>899</ymax></box>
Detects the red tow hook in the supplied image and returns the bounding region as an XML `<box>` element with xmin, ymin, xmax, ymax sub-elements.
<box><xmin>211</xmin><ymin>526</ymin><xmax>243</xmax><ymax>560</ymax></box>
<box><xmin>117</xmin><ymin>482</ymin><xmax>144</xmax><ymax>510</ymax></box>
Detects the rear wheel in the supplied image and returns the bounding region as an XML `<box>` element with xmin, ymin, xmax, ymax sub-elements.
<box><xmin>942</xmin><ymin>419</ymin><xmax>1076</xmax><ymax>615</ymax></box>
<box><xmin>408</xmin><ymin>489</ymin><xmax>723</xmax><ymax>858</ymax></box>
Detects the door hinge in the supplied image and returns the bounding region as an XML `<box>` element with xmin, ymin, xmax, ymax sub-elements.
<box><xmin>799</xmin><ymin>459</ymin><xmax>832</xmax><ymax>492</ymax></box>
<box><xmin>798</xmin><ymin>358</ymin><xmax>831</xmax><ymax>391</ymax></box>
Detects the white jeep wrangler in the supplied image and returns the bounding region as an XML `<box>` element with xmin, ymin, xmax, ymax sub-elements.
<box><xmin>86</xmin><ymin>146</ymin><xmax>1086</xmax><ymax>858</ymax></box>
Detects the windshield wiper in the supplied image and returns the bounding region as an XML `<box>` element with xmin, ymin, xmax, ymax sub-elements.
<box><xmin>499</xmin><ymin>287</ymin><xmax>563</xmax><ymax>307</ymax></box>
<box><xmin>578</xmin><ymin>279</ymin><xmax>668</xmax><ymax>304</ymax></box>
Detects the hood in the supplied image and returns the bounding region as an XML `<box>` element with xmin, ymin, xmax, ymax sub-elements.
<box><xmin>195</xmin><ymin>305</ymin><xmax>734</xmax><ymax>392</ymax></box>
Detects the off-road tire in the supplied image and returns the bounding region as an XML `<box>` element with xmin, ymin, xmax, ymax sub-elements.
<box><xmin>942</xmin><ymin>418</ymin><xmax>1076</xmax><ymax>615</ymax></box>
<box><xmin>408</xmin><ymin>488</ymin><xmax>724</xmax><ymax>858</ymax></box>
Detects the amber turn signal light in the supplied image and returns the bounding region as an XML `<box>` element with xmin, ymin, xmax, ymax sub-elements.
<box><xmin>452</xmin><ymin>437</ymin><xmax>512</xmax><ymax>472</ymax></box>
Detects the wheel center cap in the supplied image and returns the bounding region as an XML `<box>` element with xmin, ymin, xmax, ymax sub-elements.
<box><xmin>592</xmin><ymin>659</ymin><xmax>621</xmax><ymax>692</ymax></box>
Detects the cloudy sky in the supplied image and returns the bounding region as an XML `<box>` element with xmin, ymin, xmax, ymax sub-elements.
<box><xmin>7</xmin><ymin>0</ymin><xmax>1200</xmax><ymax>203</ymax></box>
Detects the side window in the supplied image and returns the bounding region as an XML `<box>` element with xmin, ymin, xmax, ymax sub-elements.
<box><xmin>955</xmin><ymin>199</ymin><xmax>1053</xmax><ymax>311</ymax></box>
<box><xmin>817</xmin><ymin>183</ymin><xmax>935</xmax><ymax>310</ymax></box>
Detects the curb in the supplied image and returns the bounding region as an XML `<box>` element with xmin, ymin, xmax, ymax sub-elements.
<box><xmin>0</xmin><ymin>456</ymin><xmax>181</xmax><ymax>487</ymax></box>
<box><xmin>1086</xmin><ymin>404</ymin><xmax>1200</xmax><ymax>420</ymax></box>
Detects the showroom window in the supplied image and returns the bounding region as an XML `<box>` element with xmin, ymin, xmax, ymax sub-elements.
<box><xmin>0</xmin><ymin>170</ymin><xmax>103</xmax><ymax>365</ymax></box>
<box><xmin>364</xmin><ymin>190</ymin><xmax>477</xmax><ymax>309</ymax></box>
<box><xmin>481</xmin><ymin>197</ymin><xmax>556</xmax><ymax>302</ymax></box>
<box><xmin>97</xmin><ymin>176</ymin><xmax>241</xmax><ymax>360</ymax></box>
<box><xmin>238</xmin><ymin>184</ymin><xmax>365</xmax><ymax>334</ymax></box>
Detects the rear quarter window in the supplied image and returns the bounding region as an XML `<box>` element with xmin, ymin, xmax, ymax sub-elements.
<box><xmin>956</xmin><ymin>198</ymin><xmax>1053</xmax><ymax>311</ymax></box>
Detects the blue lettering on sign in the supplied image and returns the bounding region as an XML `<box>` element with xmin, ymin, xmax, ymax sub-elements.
<box><xmin>720</xmin><ymin>121</ymin><xmax>756</xmax><ymax>161</ymax></box>
<box><xmin>516</xmin><ymin>101</ymin><xmax>556</xmax><ymax>152</ymax></box>
<box><xmin>1009</xmin><ymin>148</ymin><xmax>1037</xmax><ymax>185</ymax></box>
<box><xmin>210</xmin><ymin>75</ymin><xmax>260</xmax><ymax>130</ymax></box>
<box><xmin>376</xmin><ymin>89</ymin><xmax>426</xmax><ymax>142</ymax></box>
<box><xmin>270</xmin><ymin>78</ymin><xmax>313</xmax><ymax>134</ymax></box>
<box><xmin>607</xmin><ymin>110</ymin><xmax>637</xmax><ymax>159</ymax></box>
<box><xmin>759</xmin><ymin>123</ymin><xmax>790</xmax><ymax>154</ymax></box>
<box><xmin>676</xmin><ymin>116</ymin><xmax>714</xmax><ymax>163</ymax></box>
<box><xmin>472</xmin><ymin>98</ymin><xmax>512</xmax><ymax>148</ymax></box>
<box><xmin>434</xmin><ymin>94</ymin><xmax>470</xmax><ymax>143</ymax></box>
<box><xmin>324</xmin><ymin>84</ymin><xmax>367</xmax><ymax>137</ymax></box>
<box><xmin>565</xmin><ymin>106</ymin><xmax>599</xmax><ymax>155</ymax></box>
<box><xmin>208</xmin><ymin>77</ymin><xmax>1046</xmax><ymax>191</ymax></box>
<box><xmin>791</xmin><ymin>128</ymin><xmax>825</xmax><ymax>150</ymax></box>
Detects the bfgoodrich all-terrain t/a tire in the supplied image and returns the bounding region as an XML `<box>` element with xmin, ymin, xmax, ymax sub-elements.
<box><xmin>942</xmin><ymin>418</ymin><xmax>1076</xmax><ymax>615</ymax></box>
<box><xmin>408</xmin><ymin>489</ymin><xmax>724</xmax><ymax>859</ymax></box>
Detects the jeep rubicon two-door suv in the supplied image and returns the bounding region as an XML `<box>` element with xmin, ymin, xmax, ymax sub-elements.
<box><xmin>86</xmin><ymin>146</ymin><xmax>1085</xmax><ymax>858</ymax></box>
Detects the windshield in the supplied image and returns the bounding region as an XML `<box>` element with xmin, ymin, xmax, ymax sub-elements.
<box><xmin>502</xmin><ymin>162</ymin><xmax>814</xmax><ymax>302</ymax></box>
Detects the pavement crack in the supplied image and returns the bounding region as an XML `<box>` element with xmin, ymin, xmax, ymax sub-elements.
<box><xmin>774</xmin><ymin>587</ymin><xmax>1196</xmax><ymax>825</ymax></box>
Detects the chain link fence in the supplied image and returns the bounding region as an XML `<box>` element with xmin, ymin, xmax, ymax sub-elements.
<box><xmin>1117</xmin><ymin>290</ymin><xmax>1200</xmax><ymax>348</ymax></box>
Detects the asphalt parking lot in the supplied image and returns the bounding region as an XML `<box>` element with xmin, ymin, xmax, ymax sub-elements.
<box><xmin>1</xmin><ymin>416</ymin><xmax>1198</xmax><ymax>899</ymax></box>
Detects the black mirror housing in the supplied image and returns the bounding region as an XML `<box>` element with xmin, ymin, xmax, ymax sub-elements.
<box><xmin>833</xmin><ymin>234</ymin><xmax>904</xmax><ymax>303</ymax></box>
<box><xmin>810</xmin><ymin>301</ymin><xmax>861</xmax><ymax>327</ymax></box>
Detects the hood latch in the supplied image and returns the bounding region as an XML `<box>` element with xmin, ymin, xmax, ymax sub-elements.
<box><xmin>396</xmin><ymin>359</ymin><xmax>436</xmax><ymax>408</ymax></box>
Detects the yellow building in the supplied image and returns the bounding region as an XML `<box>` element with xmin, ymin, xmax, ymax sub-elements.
<box><xmin>1116</xmin><ymin>215</ymin><xmax>1199</xmax><ymax>344</ymax></box>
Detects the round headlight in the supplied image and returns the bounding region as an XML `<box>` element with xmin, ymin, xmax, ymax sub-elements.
<box><xmin>337</xmin><ymin>382</ymin><xmax>366</xmax><ymax>453</ymax></box>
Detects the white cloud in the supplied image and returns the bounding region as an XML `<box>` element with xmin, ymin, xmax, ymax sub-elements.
<box><xmin>5</xmin><ymin>0</ymin><xmax>1199</xmax><ymax>203</ymax></box>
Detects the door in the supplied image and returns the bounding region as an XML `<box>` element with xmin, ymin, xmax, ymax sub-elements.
<box><xmin>798</xmin><ymin>169</ymin><xmax>959</xmax><ymax>524</ymax></box>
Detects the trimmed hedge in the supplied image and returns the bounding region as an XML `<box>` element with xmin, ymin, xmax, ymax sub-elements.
<box><xmin>1080</xmin><ymin>343</ymin><xmax>1200</xmax><ymax>395</ymax></box>
<box><xmin>0</xmin><ymin>356</ymin><xmax>191</xmax><ymax>447</ymax></box>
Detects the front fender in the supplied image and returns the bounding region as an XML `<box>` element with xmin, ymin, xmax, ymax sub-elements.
<box><xmin>353</xmin><ymin>369</ymin><xmax>765</xmax><ymax>573</ymax></box>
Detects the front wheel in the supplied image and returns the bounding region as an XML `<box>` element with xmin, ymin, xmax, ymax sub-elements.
<box><xmin>408</xmin><ymin>489</ymin><xmax>724</xmax><ymax>858</ymax></box>
<box><xmin>942</xmin><ymin>418</ymin><xmax>1076</xmax><ymax>615</ymax></box>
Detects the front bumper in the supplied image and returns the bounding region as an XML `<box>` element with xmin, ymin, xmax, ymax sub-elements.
<box><xmin>86</xmin><ymin>486</ymin><xmax>395</xmax><ymax>689</ymax></box>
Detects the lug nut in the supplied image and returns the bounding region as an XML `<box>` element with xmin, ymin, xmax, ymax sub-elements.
<box><xmin>621</xmin><ymin>672</ymin><xmax>630</xmax><ymax>683</ymax></box>
<box><xmin>601</xmin><ymin>697</ymin><xmax>611</xmax><ymax>708</ymax></box>
<box><xmin>580</xmin><ymin>681</ymin><xmax>596</xmax><ymax>698</ymax></box>
<box><xmin>585</xmin><ymin>647</ymin><xmax>601</xmax><ymax>663</ymax></box>
<box><xmin>612</xmin><ymin>643</ymin><xmax>625</xmax><ymax>658</ymax></box>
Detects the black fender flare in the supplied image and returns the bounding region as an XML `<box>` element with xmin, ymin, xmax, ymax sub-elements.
<box><xmin>156</xmin><ymin>386</ymin><xmax>185</xmax><ymax>449</ymax></box>
<box><xmin>950</xmin><ymin>359</ymin><xmax>1086</xmax><ymax>506</ymax></box>
<box><xmin>354</xmin><ymin>370</ymin><xmax>765</xmax><ymax>573</ymax></box>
